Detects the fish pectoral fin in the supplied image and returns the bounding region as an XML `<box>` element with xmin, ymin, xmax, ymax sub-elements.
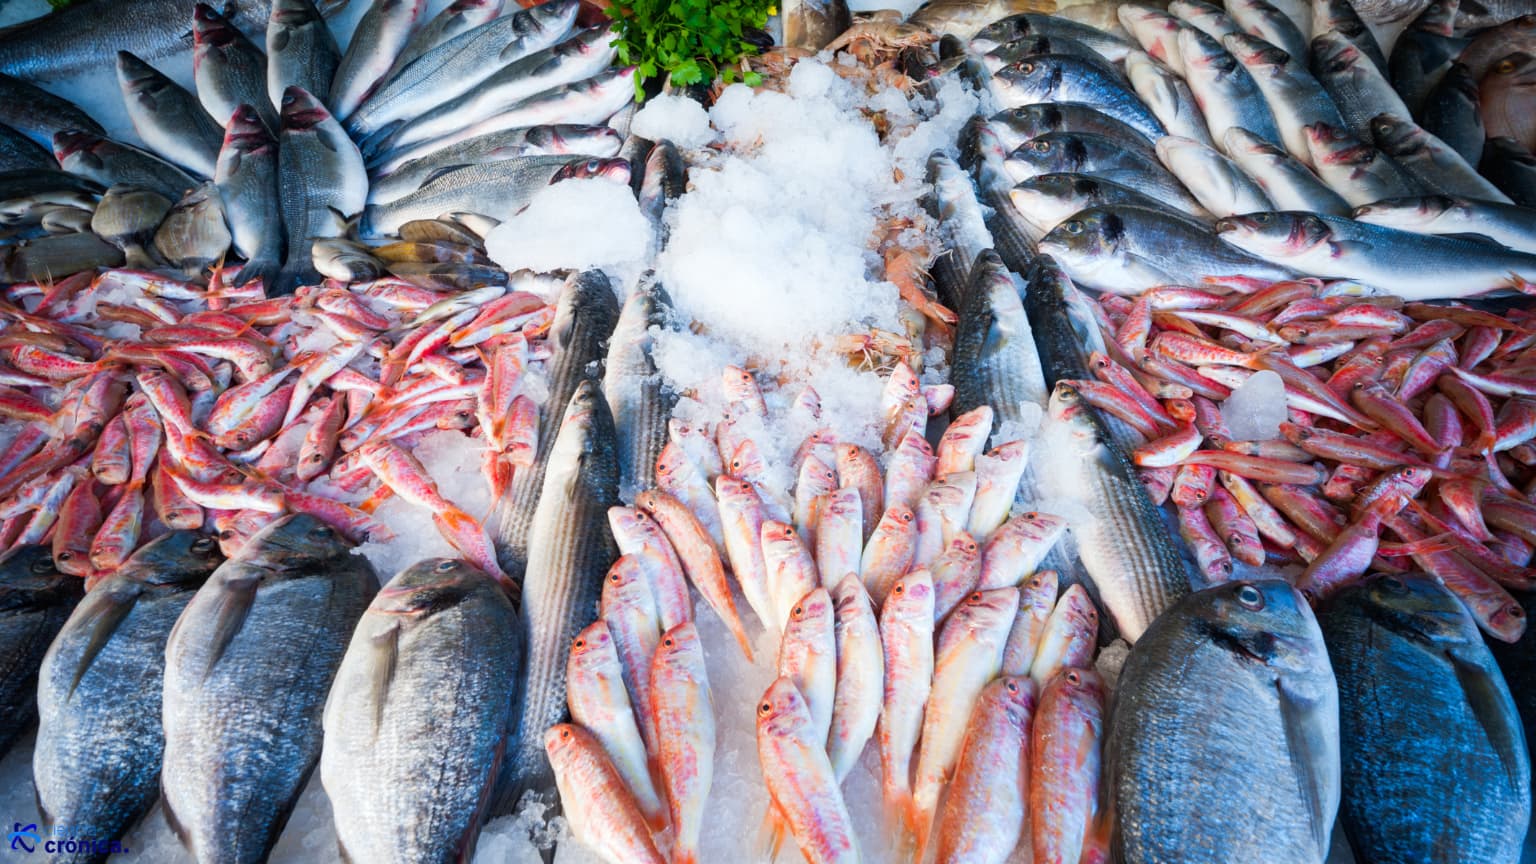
<box><xmin>1276</xmin><ymin>677</ymin><xmax>1337</xmax><ymax>860</ymax></box>
<box><xmin>1448</xmin><ymin>648</ymin><xmax>1528</xmax><ymax>792</ymax></box>
<box><xmin>757</xmin><ymin>803</ymin><xmax>787</xmax><ymax>861</ymax></box>
<box><xmin>68</xmin><ymin>589</ymin><xmax>139</xmax><ymax>698</ymax></box>
<box><xmin>202</xmin><ymin>576</ymin><xmax>259</xmax><ymax>680</ymax></box>
<box><xmin>368</xmin><ymin>621</ymin><xmax>402</xmax><ymax>736</ymax></box>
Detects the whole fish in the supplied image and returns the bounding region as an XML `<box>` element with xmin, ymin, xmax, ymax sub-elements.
<box><xmin>192</xmin><ymin>4</ymin><xmax>275</xmax><ymax>130</ymax></box>
<box><xmin>1042</xmin><ymin>382</ymin><xmax>1190</xmax><ymax>642</ymax></box>
<box><xmin>1421</xmin><ymin>62</ymin><xmax>1484</xmax><ymax>167</ymax></box>
<box><xmin>0</xmin><ymin>545</ymin><xmax>82</xmax><ymax>759</ymax></box>
<box><xmin>757</xmin><ymin>676</ymin><xmax>858</xmax><ymax>864</ymax></box>
<box><xmin>971</xmin><ymin>13</ymin><xmax>1134</xmax><ymax>61</ymax></box>
<box><xmin>1010</xmin><ymin>172</ymin><xmax>1207</xmax><ymax>242</ymax></box>
<box><xmin>988</xmin><ymin>102</ymin><xmax>1156</xmax><ymax>151</ymax></box>
<box><xmin>360</xmin><ymin>155</ymin><xmax>626</xmax><ymax>239</ymax></box>
<box><xmin>951</xmin><ymin>249</ymin><xmax>1049</xmax><ymax>431</ymax></box>
<box><xmin>368</xmin><ymin>123</ymin><xmax>623</xmax><ymax>203</ymax></box>
<box><xmin>564</xmin><ymin>620</ymin><xmax>664</xmax><ymax>828</ymax></box>
<box><xmin>0</xmin><ymin>0</ymin><xmax>291</xmax><ymax>82</ymax></box>
<box><xmin>652</xmin><ymin>622</ymin><xmax>715</xmax><ymax>864</ymax></box>
<box><xmin>1310</xmin><ymin>31</ymin><xmax>1414</xmax><ymax>142</ymax></box>
<box><xmin>0</xmin><ymin>73</ymin><xmax>104</xmax><ymax>148</ymax></box>
<box><xmin>828</xmin><ymin>573</ymin><xmax>881</xmax><ymax>783</ymax></box>
<box><xmin>33</xmin><ymin>532</ymin><xmax>223</xmax><ymax>861</ymax></box>
<box><xmin>546</xmin><ymin>724</ymin><xmax>666</xmax><ymax>864</ymax></box>
<box><xmin>1223</xmin><ymin>128</ymin><xmax>1352</xmax><ymax>215</ymax></box>
<box><xmin>499</xmin><ymin>379</ymin><xmax>619</xmax><ymax>808</ymax></box>
<box><xmin>1369</xmin><ymin>112</ymin><xmax>1513</xmax><ymax>202</ymax></box>
<box><xmin>1006</xmin><ymin>130</ymin><xmax>1204</xmax><ymax>216</ymax></box>
<box><xmin>604</xmin><ymin>280</ymin><xmax>675</xmax><ymax>498</ymax></box>
<box><xmin>1215</xmin><ymin>210</ymin><xmax>1536</xmax><ymax>298</ymax></box>
<box><xmin>161</xmin><ymin>514</ymin><xmax>377</xmax><ymax>864</ymax></box>
<box><xmin>1123</xmin><ymin>49</ymin><xmax>1219</xmax><ymax>149</ymax></box>
<box><xmin>1107</xmin><ymin>580</ymin><xmax>1339</xmax><ymax>863</ymax></box>
<box><xmin>1038</xmin><ymin>205</ymin><xmax>1297</xmax><ymax>294</ymax></box>
<box><xmin>214</xmin><ymin>105</ymin><xmax>284</xmax><ymax>287</ymax></box>
<box><xmin>1483</xmin><ymin>137</ymin><xmax>1536</xmax><ymax>208</ymax></box>
<box><xmin>383</xmin><ymin>0</ymin><xmax>504</xmax><ymax>85</ymax></box>
<box><xmin>992</xmin><ymin>54</ymin><xmax>1166</xmax><ymax>140</ymax></box>
<box><xmin>1030</xmin><ymin>668</ymin><xmax>1106</xmax><ymax>864</ymax></box>
<box><xmin>1154</xmin><ymin>135</ymin><xmax>1272</xmax><ymax>217</ymax></box>
<box><xmin>880</xmin><ymin>570</ymin><xmax>935</xmax><ymax>832</ymax></box>
<box><xmin>491</xmin><ymin>270</ymin><xmax>619</xmax><ymax>579</ymax></box>
<box><xmin>1320</xmin><ymin>575</ymin><xmax>1529</xmax><ymax>862</ymax></box>
<box><xmin>53</xmin><ymin>130</ymin><xmax>195</xmax><ymax>201</ymax></box>
<box><xmin>267</xmin><ymin>0</ymin><xmax>341</xmax><ymax>112</ymax></box>
<box><xmin>322</xmin><ymin>558</ymin><xmax>521</xmax><ymax>864</ymax></box>
<box><xmin>330</xmin><ymin>0</ymin><xmax>426</xmax><ymax>120</ymax></box>
<box><xmin>116</xmin><ymin>50</ymin><xmax>223</xmax><ymax>178</ymax></box>
<box><xmin>1222</xmin><ymin>31</ymin><xmax>1347</xmax><ymax>167</ymax></box>
<box><xmin>1352</xmin><ymin>194</ymin><xmax>1536</xmax><ymax>254</ymax></box>
<box><xmin>933</xmin><ymin>675</ymin><xmax>1037</xmax><ymax>864</ymax></box>
<box><xmin>1177</xmin><ymin>27</ymin><xmax>1282</xmax><ymax>151</ymax></box>
<box><xmin>345</xmin><ymin>0</ymin><xmax>580</xmax><ymax>142</ymax></box>
<box><xmin>276</xmin><ymin>86</ymin><xmax>367</xmax><ymax>292</ymax></box>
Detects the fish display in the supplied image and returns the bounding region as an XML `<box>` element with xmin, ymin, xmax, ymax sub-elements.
<box><xmin>0</xmin><ymin>0</ymin><xmax>1533</xmax><ymax>861</ymax></box>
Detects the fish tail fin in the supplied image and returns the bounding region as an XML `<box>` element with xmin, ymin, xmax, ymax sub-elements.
<box><xmin>358</xmin><ymin>484</ymin><xmax>394</xmax><ymax>514</ymax></box>
<box><xmin>757</xmin><ymin>805</ymin><xmax>786</xmax><ymax>861</ymax></box>
<box><xmin>730</xmin><ymin>615</ymin><xmax>756</xmax><ymax>663</ymax></box>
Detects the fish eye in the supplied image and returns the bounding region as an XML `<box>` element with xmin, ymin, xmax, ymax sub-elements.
<box><xmin>1496</xmin><ymin>58</ymin><xmax>1516</xmax><ymax>74</ymax></box>
<box><xmin>31</xmin><ymin>557</ymin><xmax>57</xmax><ymax>573</ymax></box>
<box><xmin>900</xmin><ymin>511</ymin><xmax>913</xmax><ymax>523</ymax></box>
<box><xmin>1019</xmin><ymin>61</ymin><xmax>1035</xmax><ymax>74</ymax></box>
<box><xmin>57</xmin><ymin>551</ymin><xmax>72</xmax><ymax>562</ymax></box>
<box><xmin>1509</xmin><ymin>604</ymin><xmax>1525</xmax><ymax>619</ymax></box>
<box><xmin>436</xmin><ymin>560</ymin><xmax>456</xmax><ymax>572</ymax></box>
<box><xmin>793</xmin><ymin>605</ymin><xmax>804</xmax><ymax>617</ymax></box>
<box><xmin>586</xmin><ymin>159</ymin><xmax>602</xmax><ymax>171</ymax></box>
<box><xmin>968</xmin><ymin>591</ymin><xmax>983</xmax><ymax>603</ymax></box>
<box><xmin>1254</xmin><ymin>213</ymin><xmax>1273</xmax><ymax>225</ymax></box>
<box><xmin>1031</xmin><ymin>140</ymin><xmax>1051</xmax><ymax>153</ymax></box>
<box><xmin>311</xmin><ymin>526</ymin><xmax>335</xmax><ymax>539</ymax></box>
<box><xmin>663</xmin><ymin>636</ymin><xmax>674</xmax><ymax>647</ymax></box>
<box><xmin>1235</xmin><ymin>583</ymin><xmax>1265</xmax><ymax>610</ymax></box>
<box><xmin>893</xmin><ymin>583</ymin><xmax>905</xmax><ymax>595</ymax></box>
<box><xmin>560</xmin><ymin>727</ymin><xmax>571</xmax><ymax>740</ymax></box>
<box><xmin>574</xmin><ymin>638</ymin><xmax>585</xmax><ymax>649</ymax></box>
<box><xmin>192</xmin><ymin>538</ymin><xmax>217</xmax><ymax>554</ymax></box>
<box><xmin>219</xmin><ymin>529</ymin><xmax>235</xmax><ymax>540</ymax></box>
<box><xmin>1065</xmin><ymin>670</ymin><xmax>1081</xmax><ymax>685</ymax></box>
<box><xmin>1062</xmin><ymin>220</ymin><xmax>1083</xmax><ymax>235</ymax></box>
<box><xmin>1006</xmin><ymin>679</ymin><xmax>1020</xmax><ymax>693</ymax></box>
<box><xmin>1380</xmin><ymin>577</ymin><xmax>1407</xmax><ymax>594</ymax></box>
<box><xmin>759</xmin><ymin>701</ymin><xmax>772</xmax><ymax>715</ymax></box>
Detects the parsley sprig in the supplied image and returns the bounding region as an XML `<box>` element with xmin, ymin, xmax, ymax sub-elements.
<box><xmin>605</xmin><ymin>0</ymin><xmax>770</xmax><ymax>100</ymax></box>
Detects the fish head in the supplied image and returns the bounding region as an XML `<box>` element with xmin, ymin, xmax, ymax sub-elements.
<box><xmin>831</xmin><ymin>573</ymin><xmax>872</xmax><ymax>618</ymax></box>
<box><xmin>551</xmin><ymin>157</ymin><xmax>631</xmax><ymax>186</ymax></box>
<box><xmin>714</xmin><ymin>475</ymin><xmax>759</xmax><ymax>507</ymax></box>
<box><xmin>223</xmin><ymin>105</ymin><xmax>276</xmax><ymax>151</ymax></box>
<box><xmin>1176</xmin><ymin>26</ymin><xmax>1224</xmax><ymax>68</ymax></box>
<box><xmin>1048</xmin><ymin>667</ymin><xmax>1106</xmax><ymax>714</ymax></box>
<box><xmin>1215</xmin><ymin>210</ymin><xmax>1334</xmax><ymax>259</ymax></box>
<box><xmin>950</xmin><ymin>586</ymin><xmax>1021</xmax><ymax>633</ymax></box>
<box><xmin>1367</xmin><ymin>113</ymin><xmax>1423</xmax><ymax>156</ymax></box>
<box><xmin>1486</xmin><ymin>51</ymin><xmax>1536</xmax><ymax>86</ymax></box>
<box><xmin>1346</xmin><ymin>573</ymin><xmax>1479</xmax><ymax>644</ymax></box>
<box><xmin>127</xmin><ymin>530</ymin><xmax>225</xmax><ymax>587</ymax></box>
<box><xmin>0</xmin><ymin>545</ymin><xmax>75</xmax><ymax>605</ymax></box>
<box><xmin>1007</xmin><ymin>134</ymin><xmax>1084</xmax><ymax>181</ymax></box>
<box><xmin>279</xmin><ymin>87</ymin><xmax>333</xmax><ymax>130</ymax></box>
<box><xmin>1010</xmin><ymin>172</ymin><xmax>1094</xmax><ymax>220</ymax></box>
<box><xmin>191</xmin><ymin>2</ymin><xmax>237</xmax><ymax>43</ymax></box>
<box><xmin>544</xmin><ymin>723</ymin><xmax>593</xmax><ymax>765</ymax></box>
<box><xmin>886</xmin><ymin>569</ymin><xmax>936</xmax><ymax>619</ymax></box>
<box><xmin>603</xmin><ymin>553</ymin><xmax>654</xmax><ymax>605</ymax></box>
<box><xmin>1223</xmin><ymin>31</ymin><xmax>1291</xmax><ymax>69</ymax></box>
<box><xmin>1021</xmin><ymin>569</ymin><xmax>1059</xmax><ymax>613</ymax></box>
<box><xmin>526</xmin><ymin>0</ymin><xmax>582</xmax><ymax>35</ymax></box>
<box><xmin>1196</xmin><ymin>579</ymin><xmax>1327</xmax><ymax>676</ymax></box>
<box><xmin>1039</xmin><ymin>208</ymin><xmax>1120</xmax><ymax>273</ymax></box>
<box><xmin>757</xmin><ymin>675</ymin><xmax>815</xmax><ymax>737</ymax></box>
<box><xmin>526</xmin><ymin>124</ymin><xmax>623</xmax><ymax>157</ymax></box>
<box><xmin>51</xmin><ymin>129</ymin><xmax>105</xmax><ymax>166</ymax></box>
<box><xmin>989</xmin><ymin>675</ymin><xmax>1040</xmax><ymax>726</ymax></box>
<box><xmin>115</xmin><ymin>51</ymin><xmax>162</xmax><ymax>93</ymax></box>
<box><xmin>655</xmin><ymin>621</ymin><xmax>704</xmax><ymax>671</ymax></box>
<box><xmin>243</xmin><ymin>512</ymin><xmax>355</xmax><ymax>567</ymax></box>
<box><xmin>994</xmin><ymin>57</ymin><xmax>1063</xmax><ymax>102</ymax></box>
<box><xmin>371</xmin><ymin>558</ymin><xmax>488</xmax><ymax>617</ymax></box>
<box><xmin>1310</xmin><ymin>31</ymin><xmax>1362</xmax><ymax>76</ymax></box>
<box><xmin>1350</xmin><ymin>194</ymin><xmax>1457</xmax><ymax>229</ymax></box>
<box><xmin>271</xmin><ymin>0</ymin><xmax>323</xmax><ymax>24</ymax></box>
<box><xmin>568</xmin><ymin>620</ymin><xmax>617</xmax><ymax>671</ymax></box>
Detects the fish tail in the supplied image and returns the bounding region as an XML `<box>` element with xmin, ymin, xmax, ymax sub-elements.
<box><xmin>730</xmin><ymin>615</ymin><xmax>756</xmax><ymax>663</ymax></box>
<box><xmin>757</xmin><ymin>805</ymin><xmax>786</xmax><ymax>861</ymax></box>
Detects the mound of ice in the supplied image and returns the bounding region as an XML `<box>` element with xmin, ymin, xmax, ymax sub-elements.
<box><xmin>1221</xmin><ymin>369</ymin><xmax>1287</xmax><ymax>441</ymax></box>
<box><xmin>632</xmin><ymin>93</ymin><xmax>716</xmax><ymax>149</ymax></box>
<box><xmin>485</xmin><ymin>178</ymin><xmax>655</xmax><ymax>288</ymax></box>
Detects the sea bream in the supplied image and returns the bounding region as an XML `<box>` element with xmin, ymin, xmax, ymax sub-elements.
<box><xmin>0</xmin><ymin>545</ymin><xmax>82</xmax><ymax>759</ymax></box>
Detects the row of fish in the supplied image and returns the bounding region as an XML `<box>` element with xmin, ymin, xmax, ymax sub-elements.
<box><xmin>0</xmin><ymin>0</ymin><xmax>635</xmax><ymax>294</ymax></box>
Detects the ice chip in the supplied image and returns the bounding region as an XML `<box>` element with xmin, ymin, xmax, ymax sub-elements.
<box><xmin>632</xmin><ymin>93</ymin><xmax>716</xmax><ymax>149</ymax></box>
<box><xmin>1221</xmin><ymin>369</ymin><xmax>1287</xmax><ymax>441</ymax></box>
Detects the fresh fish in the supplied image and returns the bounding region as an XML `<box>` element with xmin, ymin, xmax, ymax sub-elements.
<box><xmin>1228</xmin><ymin>0</ymin><xmax>1308</xmax><ymax>59</ymax></box>
<box><xmin>1029</xmin><ymin>668</ymin><xmax>1106</xmax><ymax>864</ymax></box>
<box><xmin>1483</xmin><ymin>137</ymin><xmax>1536</xmax><ymax>208</ymax></box>
<box><xmin>1482</xmin><ymin>51</ymin><xmax>1536</xmax><ymax>153</ymax></box>
<box><xmin>0</xmin><ymin>0</ymin><xmax>289</xmax><ymax>82</ymax></box>
<box><xmin>1006</xmin><ymin>130</ymin><xmax>1206</xmax><ymax>216</ymax></box>
<box><xmin>330</xmin><ymin>0</ymin><xmax>426</xmax><ymax>120</ymax></box>
<box><xmin>828</xmin><ymin>573</ymin><xmax>881</xmax><ymax>783</ymax></box>
<box><xmin>1312</xmin><ymin>0</ymin><xmax>1388</xmax><ymax>72</ymax></box>
<box><xmin>152</xmin><ymin>181</ymin><xmax>229</xmax><ymax>276</ymax></box>
<box><xmin>1107</xmin><ymin>580</ymin><xmax>1339</xmax><ymax>863</ymax></box>
<box><xmin>383</xmin><ymin>0</ymin><xmax>504</xmax><ymax>86</ymax></box>
<box><xmin>603</xmin><ymin>281</ymin><xmax>675</xmax><ymax>499</ymax></box>
<box><xmin>982</xmin><ymin>32</ymin><xmax>1125</xmax><ymax>79</ymax></box>
<box><xmin>322</xmin><ymin>558</ymin><xmax>521</xmax><ymax>863</ymax></box>
<box><xmin>491</xmin><ymin>270</ymin><xmax>619</xmax><ymax>578</ymax></box>
<box><xmin>374</xmin><ymin>27</ymin><xmax>618</xmax><ymax>158</ymax></box>
<box><xmin>267</xmin><ymin>0</ymin><xmax>341</xmax><ymax>112</ymax></box>
<box><xmin>1310</xmin><ymin>31</ymin><xmax>1413</xmax><ymax>142</ymax></box>
<box><xmin>652</xmin><ymin>622</ymin><xmax>715</xmax><ymax>864</ymax></box>
<box><xmin>361</xmin><ymin>155</ymin><xmax>626</xmax><ymax>239</ymax></box>
<box><xmin>784</xmin><ymin>0</ymin><xmax>852</xmax><ymax>49</ymax></box>
<box><xmin>1123</xmin><ymin>49</ymin><xmax>1218</xmax><ymax>149</ymax></box>
<box><xmin>1154</xmin><ymin>135</ymin><xmax>1272</xmax><ymax>217</ymax></box>
<box><xmin>1010</xmin><ymin>172</ymin><xmax>1207</xmax><ymax>243</ymax></box>
<box><xmin>276</xmin><ymin>86</ymin><xmax>367</xmax><ymax>292</ymax></box>
<box><xmin>116</xmin><ymin>50</ymin><xmax>223</xmax><ymax>178</ymax></box>
<box><xmin>880</xmin><ymin>569</ymin><xmax>935</xmax><ymax>831</ymax></box>
<box><xmin>33</xmin><ymin>532</ymin><xmax>223</xmax><ymax>860</ymax></box>
<box><xmin>0</xmin><ymin>546</ymin><xmax>81</xmax><ymax>758</ymax></box>
<box><xmin>988</xmin><ymin>102</ymin><xmax>1155</xmax><ymax>151</ymax></box>
<box><xmin>1119</xmin><ymin>4</ymin><xmax>1195</xmax><ymax>76</ymax></box>
<box><xmin>546</xmin><ymin>724</ymin><xmax>666</xmax><ymax>864</ymax></box>
<box><xmin>1421</xmin><ymin>62</ymin><xmax>1484</xmax><ymax>167</ymax></box>
<box><xmin>214</xmin><ymin>105</ymin><xmax>284</xmax><ymax>287</ymax></box>
<box><xmin>992</xmin><ymin>54</ymin><xmax>1166</xmax><ymax>141</ymax></box>
<box><xmin>962</xmin><ymin>117</ymin><xmax>1040</xmax><ymax>276</ymax></box>
<box><xmin>1352</xmin><ymin>194</ymin><xmax>1536</xmax><ymax>254</ymax></box>
<box><xmin>1038</xmin><ymin>205</ymin><xmax>1297</xmax><ymax>294</ymax></box>
<box><xmin>53</xmin><ymin>130</ymin><xmax>195</xmax><ymax>201</ymax></box>
<box><xmin>1215</xmin><ymin>210</ymin><xmax>1536</xmax><ymax>298</ymax></box>
<box><xmin>1387</xmin><ymin>0</ymin><xmax>1464</xmax><ymax>118</ymax></box>
<box><xmin>0</xmin><ymin>73</ymin><xmax>104</xmax><ymax>148</ymax></box>
<box><xmin>757</xmin><ymin>676</ymin><xmax>858</xmax><ymax>864</ymax></box>
<box><xmin>1042</xmin><ymin>382</ymin><xmax>1190</xmax><ymax>641</ymax></box>
<box><xmin>638</xmin><ymin>138</ymin><xmax>685</xmax><ymax>246</ymax></box>
<box><xmin>909</xmin><ymin>0</ymin><xmax>1052</xmax><ymax>38</ymax></box>
<box><xmin>1022</xmin><ymin>254</ymin><xmax>1100</xmax><ymax>391</ymax></box>
<box><xmin>933</xmin><ymin>675</ymin><xmax>1037</xmax><ymax>864</ymax></box>
<box><xmin>1171</xmin><ymin>0</ymin><xmax>1244</xmax><ymax>41</ymax></box>
<box><xmin>1177</xmin><ymin>27</ymin><xmax>1283</xmax><ymax>151</ymax></box>
<box><xmin>500</xmin><ymin>379</ymin><xmax>619</xmax><ymax>808</ymax></box>
<box><xmin>971</xmin><ymin>13</ymin><xmax>1135</xmax><ymax>62</ymax></box>
<box><xmin>89</xmin><ymin>182</ymin><xmax>171</xmax><ymax>269</ymax></box>
<box><xmin>951</xmin><ymin>249</ymin><xmax>1049</xmax><ymax>435</ymax></box>
<box><xmin>192</xmin><ymin>4</ymin><xmax>275</xmax><ymax>130</ymax></box>
<box><xmin>1303</xmin><ymin>121</ymin><xmax>1423</xmax><ymax>206</ymax></box>
<box><xmin>1223</xmin><ymin>128</ymin><xmax>1352</xmax><ymax>215</ymax></box>
<box><xmin>345</xmin><ymin>0</ymin><xmax>580</xmax><ymax>142</ymax></box>
<box><xmin>368</xmin><ymin>123</ymin><xmax>622</xmax><ymax>203</ymax></box>
<box><xmin>1369</xmin><ymin>112</ymin><xmax>1514</xmax><ymax>202</ymax></box>
<box><xmin>1320</xmin><ymin>575</ymin><xmax>1529</xmax><ymax>863</ymax></box>
<box><xmin>161</xmin><ymin>514</ymin><xmax>377</xmax><ymax>864</ymax></box>
<box><xmin>1222</xmin><ymin>31</ymin><xmax>1347</xmax><ymax>168</ymax></box>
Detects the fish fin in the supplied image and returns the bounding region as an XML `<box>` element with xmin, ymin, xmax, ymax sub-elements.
<box><xmin>161</xmin><ymin>779</ymin><xmax>190</xmax><ymax>849</ymax></box>
<box><xmin>1447</xmin><ymin>648</ymin><xmax>1527</xmax><ymax>792</ymax></box>
<box><xmin>337</xmin><ymin>838</ymin><xmax>354</xmax><ymax>864</ymax></box>
<box><xmin>67</xmin><ymin>588</ymin><xmax>138</xmax><ymax>698</ymax></box>
<box><xmin>1375</xmin><ymin>533</ymin><xmax>1457</xmax><ymax>556</ymax></box>
<box><xmin>419</xmin><ymin>163</ymin><xmax>476</xmax><ymax>187</ymax></box>
<box><xmin>1276</xmin><ymin>677</ymin><xmax>1335</xmax><ymax>860</ymax></box>
<box><xmin>1438</xmin><ymin>232</ymin><xmax>1501</xmax><ymax>245</ymax></box>
<box><xmin>757</xmin><ymin>805</ymin><xmax>786</xmax><ymax>861</ymax></box>
<box><xmin>368</xmin><ymin>621</ymin><xmax>401</xmax><ymax>736</ymax></box>
<box><xmin>202</xmin><ymin>575</ymin><xmax>258</xmax><ymax>681</ymax></box>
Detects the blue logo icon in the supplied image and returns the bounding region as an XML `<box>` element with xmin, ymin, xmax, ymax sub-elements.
<box><xmin>9</xmin><ymin>822</ymin><xmax>39</xmax><ymax>852</ymax></box>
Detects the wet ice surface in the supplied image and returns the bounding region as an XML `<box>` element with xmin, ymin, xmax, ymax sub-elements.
<box><xmin>1221</xmin><ymin>369</ymin><xmax>1287</xmax><ymax>441</ymax></box>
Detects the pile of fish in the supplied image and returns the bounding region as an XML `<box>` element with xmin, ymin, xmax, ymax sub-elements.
<box><xmin>945</xmin><ymin>0</ymin><xmax>1536</xmax><ymax>299</ymax></box>
<box><xmin>0</xmin><ymin>0</ymin><xmax>633</xmax><ymax>293</ymax></box>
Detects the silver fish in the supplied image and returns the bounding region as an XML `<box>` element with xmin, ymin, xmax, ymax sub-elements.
<box><xmin>1227</xmin><ymin>0</ymin><xmax>1308</xmax><ymax>60</ymax></box>
<box><xmin>1223</xmin><ymin>31</ymin><xmax>1347</xmax><ymax>167</ymax></box>
<box><xmin>1311</xmin><ymin>0</ymin><xmax>1387</xmax><ymax>72</ymax></box>
<box><xmin>1309</xmin><ymin>31</ymin><xmax>1413</xmax><ymax>142</ymax></box>
<box><xmin>1303</xmin><ymin>121</ymin><xmax>1424</xmax><ymax>206</ymax></box>
<box><xmin>346</xmin><ymin>0</ymin><xmax>580</xmax><ymax>142</ymax></box>
<box><xmin>214</xmin><ymin>105</ymin><xmax>284</xmax><ymax>287</ymax></box>
<box><xmin>960</xmin><ymin>117</ymin><xmax>1037</xmax><ymax>277</ymax></box>
<box><xmin>0</xmin><ymin>73</ymin><xmax>103</xmax><ymax>148</ymax></box>
<box><xmin>1006</xmin><ymin>130</ymin><xmax>1207</xmax><ymax>218</ymax></box>
<box><xmin>329</xmin><ymin>0</ymin><xmax>426</xmax><ymax>120</ymax></box>
<box><xmin>952</xmin><ymin>249</ymin><xmax>1049</xmax><ymax>428</ymax></box>
<box><xmin>1351</xmin><ymin>194</ymin><xmax>1536</xmax><ymax>254</ymax></box>
<box><xmin>322</xmin><ymin>558</ymin><xmax>521</xmax><ymax>862</ymax></box>
<box><xmin>909</xmin><ymin>0</ymin><xmax>1043</xmax><ymax>38</ymax></box>
<box><xmin>1177</xmin><ymin>26</ymin><xmax>1283</xmax><ymax>152</ymax></box>
<box><xmin>1320</xmin><ymin>575</ymin><xmax>1529</xmax><ymax>863</ymax></box>
<box><xmin>1368</xmin><ymin>112</ymin><xmax>1514</xmax><ymax>202</ymax></box>
<box><xmin>992</xmin><ymin>54</ymin><xmax>1166</xmax><ymax>140</ymax></box>
<box><xmin>379</xmin><ymin>0</ymin><xmax>504</xmax><ymax>87</ymax></box>
<box><xmin>500</xmin><ymin>379</ymin><xmax>620</xmax><ymax>809</ymax></box>
<box><xmin>1118</xmin><ymin>4</ymin><xmax>1194</xmax><ymax>76</ymax></box>
<box><xmin>161</xmin><ymin>514</ymin><xmax>377</xmax><ymax>864</ymax></box>
<box><xmin>971</xmin><ymin>13</ymin><xmax>1134</xmax><ymax>61</ymax></box>
<box><xmin>1123</xmin><ymin>49</ymin><xmax>1217</xmax><ymax>149</ymax></box>
<box><xmin>0</xmin><ymin>546</ymin><xmax>82</xmax><ymax>759</ymax></box>
<box><xmin>276</xmin><ymin>86</ymin><xmax>366</xmax><ymax>292</ymax></box>
<box><xmin>604</xmin><ymin>281</ymin><xmax>676</xmax><ymax>500</ymax></box>
<box><xmin>266</xmin><ymin>0</ymin><xmax>342</xmax><ymax>112</ymax></box>
<box><xmin>1420</xmin><ymin>62</ymin><xmax>1484</xmax><ymax>167</ymax></box>
<box><xmin>1216</xmin><ymin>210</ymin><xmax>1536</xmax><ymax>298</ymax></box>
<box><xmin>116</xmin><ymin>51</ymin><xmax>222</xmax><ymax>179</ymax></box>
<box><xmin>312</xmin><ymin>237</ymin><xmax>387</xmax><ymax>280</ymax></box>
<box><xmin>1108</xmin><ymin>580</ymin><xmax>1339</xmax><ymax>862</ymax></box>
<box><xmin>2</xmin><ymin>230</ymin><xmax>123</xmax><ymax>280</ymax></box>
<box><xmin>1169</xmin><ymin>0</ymin><xmax>1243</xmax><ymax>42</ymax></box>
<box><xmin>988</xmin><ymin>102</ymin><xmax>1156</xmax><ymax>151</ymax></box>
<box><xmin>1010</xmin><ymin>171</ymin><xmax>1208</xmax><ymax>243</ymax></box>
<box><xmin>368</xmin><ymin>123</ymin><xmax>622</xmax><ymax>203</ymax></box>
<box><xmin>192</xmin><ymin>3</ymin><xmax>275</xmax><ymax>130</ymax></box>
<box><xmin>53</xmin><ymin>130</ymin><xmax>195</xmax><ymax>201</ymax></box>
<box><xmin>925</xmin><ymin>149</ymin><xmax>995</xmax><ymax>310</ymax></box>
<box><xmin>33</xmin><ymin>533</ymin><xmax>223</xmax><ymax>858</ymax></box>
<box><xmin>1154</xmin><ymin>134</ymin><xmax>1272</xmax><ymax>217</ymax></box>
<box><xmin>1223</xmin><ymin>127</ymin><xmax>1351</xmax><ymax>215</ymax></box>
